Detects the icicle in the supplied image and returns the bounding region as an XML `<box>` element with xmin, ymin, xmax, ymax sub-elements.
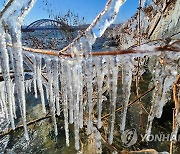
<box><xmin>28</xmin><ymin>79</ymin><xmax>32</xmax><ymax>93</ymax></box>
<box><xmin>154</xmin><ymin>58</ymin><xmax>178</xmax><ymax>119</ymax></box>
<box><xmin>66</xmin><ymin>62</ymin><xmax>74</xmax><ymax>124</ymax></box>
<box><xmin>44</xmin><ymin>82</ymin><xmax>49</xmax><ymax>101</ymax></box>
<box><xmin>155</xmin><ymin>74</ymin><xmax>177</xmax><ymax>118</ymax></box>
<box><xmin>0</xmin><ymin>98</ymin><xmax>4</xmax><ymax>114</ymax></box>
<box><xmin>0</xmin><ymin>82</ymin><xmax>9</xmax><ymax>122</ymax></box>
<box><xmin>10</xmin><ymin>24</ymin><xmax>29</xmax><ymax>139</ymax></box>
<box><xmin>36</xmin><ymin>56</ymin><xmax>46</xmax><ymax>114</ymax></box>
<box><xmin>0</xmin><ymin>99</ymin><xmax>4</xmax><ymax>119</ymax></box>
<box><xmin>0</xmin><ymin>22</ymin><xmax>15</xmax><ymax>129</ymax></box>
<box><xmin>31</xmin><ymin>54</ymin><xmax>38</xmax><ymax>98</ymax></box>
<box><xmin>72</xmin><ymin>63</ymin><xmax>81</xmax><ymax>150</ymax></box>
<box><xmin>46</xmin><ymin>58</ymin><xmax>58</xmax><ymax>136</ymax></box>
<box><xmin>12</xmin><ymin>83</ymin><xmax>16</xmax><ymax>119</ymax></box>
<box><xmin>79</xmin><ymin>62</ymin><xmax>84</xmax><ymax>129</ymax></box>
<box><xmin>25</xmin><ymin>78</ymin><xmax>32</xmax><ymax>93</ymax></box>
<box><xmin>120</xmin><ymin>57</ymin><xmax>133</xmax><ymax>132</ymax></box>
<box><xmin>108</xmin><ymin>56</ymin><xmax>118</xmax><ymax>144</ymax></box>
<box><xmin>60</xmin><ymin>60</ymin><xmax>70</xmax><ymax>147</ymax></box>
<box><xmin>52</xmin><ymin>58</ymin><xmax>60</xmax><ymax>116</ymax></box>
<box><xmin>94</xmin><ymin>57</ymin><xmax>104</xmax><ymax>129</ymax></box>
<box><xmin>84</xmin><ymin>58</ymin><xmax>93</xmax><ymax>134</ymax></box>
<box><xmin>6</xmin><ymin>33</ymin><xmax>15</xmax><ymax>72</ymax></box>
<box><xmin>93</xmin><ymin>127</ymin><xmax>102</xmax><ymax>153</ymax></box>
<box><xmin>25</xmin><ymin>80</ymin><xmax>29</xmax><ymax>93</ymax></box>
<box><xmin>1</xmin><ymin>0</ymin><xmax>37</xmax><ymax>140</ymax></box>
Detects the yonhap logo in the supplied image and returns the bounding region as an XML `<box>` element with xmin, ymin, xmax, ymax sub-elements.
<box><xmin>121</xmin><ymin>128</ymin><xmax>138</xmax><ymax>147</ymax></box>
<box><xmin>121</xmin><ymin>128</ymin><xmax>180</xmax><ymax>147</ymax></box>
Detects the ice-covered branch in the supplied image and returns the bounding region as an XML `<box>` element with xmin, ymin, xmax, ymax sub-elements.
<box><xmin>60</xmin><ymin>0</ymin><xmax>127</xmax><ymax>55</ymax></box>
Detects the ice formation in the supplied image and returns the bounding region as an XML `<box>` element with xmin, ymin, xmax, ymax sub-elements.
<box><xmin>60</xmin><ymin>0</ymin><xmax>127</xmax><ymax>55</ymax></box>
<box><xmin>107</xmin><ymin>56</ymin><xmax>118</xmax><ymax>144</ymax></box>
<box><xmin>120</xmin><ymin>57</ymin><xmax>134</xmax><ymax>132</ymax></box>
<box><xmin>0</xmin><ymin>0</ymin><xmax>37</xmax><ymax>140</ymax></box>
<box><xmin>0</xmin><ymin>0</ymin><xmax>179</xmax><ymax>152</ymax></box>
<box><xmin>146</xmin><ymin>51</ymin><xmax>179</xmax><ymax>138</ymax></box>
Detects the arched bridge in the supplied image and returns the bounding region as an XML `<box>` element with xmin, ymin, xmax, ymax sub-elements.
<box><xmin>22</xmin><ymin>19</ymin><xmax>72</xmax><ymax>32</ymax></box>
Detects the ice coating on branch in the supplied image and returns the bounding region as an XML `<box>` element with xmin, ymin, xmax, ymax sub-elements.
<box><xmin>61</xmin><ymin>0</ymin><xmax>126</xmax><ymax>54</ymax></box>
<box><xmin>91</xmin><ymin>0</ymin><xmax>126</xmax><ymax>38</ymax></box>
<box><xmin>142</xmin><ymin>0</ymin><xmax>151</xmax><ymax>8</ymax></box>
<box><xmin>120</xmin><ymin>57</ymin><xmax>133</xmax><ymax>132</ymax></box>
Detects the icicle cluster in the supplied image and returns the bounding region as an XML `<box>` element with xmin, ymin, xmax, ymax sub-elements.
<box><xmin>0</xmin><ymin>0</ymin><xmax>37</xmax><ymax>140</ymax></box>
<box><xmin>146</xmin><ymin>50</ymin><xmax>179</xmax><ymax>138</ymax></box>
<box><xmin>0</xmin><ymin>0</ymin><xmax>180</xmax><ymax>153</ymax></box>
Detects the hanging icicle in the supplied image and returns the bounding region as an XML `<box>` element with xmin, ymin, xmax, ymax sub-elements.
<box><xmin>60</xmin><ymin>60</ymin><xmax>70</xmax><ymax>147</ymax></box>
<box><xmin>94</xmin><ymin>57</ymin><xmax>104</xmax><ymax>129</ymax></box>
<box><xmin>36</xmin><ymin>56</ymin><xmax>46</xmax><ymax>114</ymax></box>
<box><xmin>0</xmin><ymin>22</ymin><xmax>15</xmax><ymax>129</ymax></box>
<box><xmin>120</xmin><ymin>57</ymin><xmax>133</xmax><ymax>132</ymax></box>
<box><xmin>52</xmin><ymin>58</ymin><xmax>60</xmax><ymax>116</ymax></box>
<box><xmin>31</xmin><ymin>54</ymin><xmax>38</xmax><ymax>98</ymax></box>
<box><xmin>108</xmin><ymin>56</ymin><xmax>118</xmax><ymax>144</ymax></box>
<box><xmin>84</xmin><ymin>58</ymin><xmax>93</xmax><ymax>134</ymax></box>
<box><xmin>46</xmin><ymin>58</ymin><xmax>58</xmax><ymax>136</ymax></box>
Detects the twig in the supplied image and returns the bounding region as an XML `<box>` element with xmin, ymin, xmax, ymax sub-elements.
<box><xmin>0</xmin><ymin>0</ymin><xmax>15</xmax><ymax>19</ymax></box>
<box><xmin>0</xmin><ymin>115</ymin><xmax>51</xmax><ymax>137</ymax></box>
<box><xmin>148</xmin><ymin>0</ymin><xmax>171</xmax><ymax>39</ymax></box>
<box><xmin>100</xmin><ymin>133</ymin><xmax>122</xmax><ymax>154</ymax></box>
<box><xmin>128</xmin><ymin>149</ymin><xmax>158</xmax><ymax>153</ymax></box>
<box><xmin>170</xmin><ymin>109</ymin><xmax>175</xmax><ymax>154</ymax></box>
<box><xmin>23</xmin><ymin>46</ymin><xmax>59</xmax><ymax>56</ymax></box>
<box><xmin>102</xmin><ymin>86</ymin><xmax>155</xmax><ymax>119</ymax></box>
<box><xmin>170</xmin><ymin>74</ymin><xmax>180</xmax><ymax>154</ymax></box>
<box><xmin>7</xmin><ymin>41</ymin><xmax>180</xmax><ymax>58</ymax></box>
<box><xmin>137</xmin><ymin>0</ymin><xmax>142</xmax><ymax>46</ymax></box>
<box><xmin>173</xmin><ymin>74</ymin><xmax>180</xmax><ymax>111</ymax></box>
<box><xmin>24</xmin><ymin>54</ymin><xmax>48</xmax><ymax>82</ymax></box>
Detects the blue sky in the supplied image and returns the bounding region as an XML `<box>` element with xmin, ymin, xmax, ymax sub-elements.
<box><xmin>0</xmin><ymin>0</ymin><xmax>138</xmax><ymax>25</ymax></box>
